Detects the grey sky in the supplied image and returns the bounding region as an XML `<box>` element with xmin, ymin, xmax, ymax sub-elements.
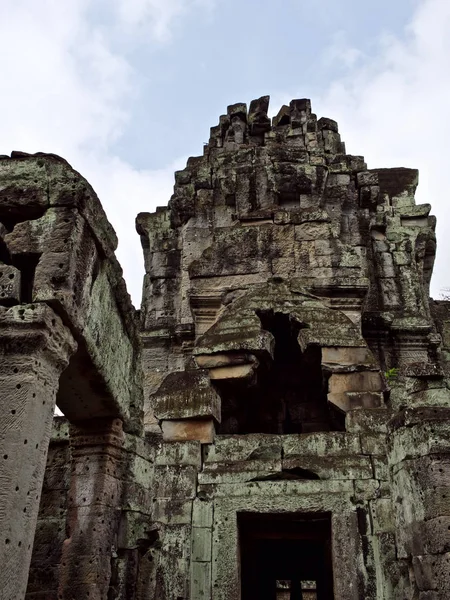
<box><xmin>1</xmin><ymin>0</ymin><xmax>448</xmax><ymax>304</ymax></box>
<box><xmin>109</xmin><ymin>0</ymin><xmax>419</xmax><ymax>168</ymax></box>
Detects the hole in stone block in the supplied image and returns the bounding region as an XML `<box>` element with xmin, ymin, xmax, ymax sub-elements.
<box><xmin>278</xmin><ymin>191</ymin><xmax>300</xmax><ymax>209</ymax></box>
<box><xmin>225</xmin><ymin>194</ymin><xmax>236</xmax><ymax>207</ymax></box>
<box><xmin>12</xmin><ymin>253</ymin><xmax>41</xmax><ymax>303</ymax></box>
<box><xmin>0</xmin><ymin>204</ymin><xmax>47</xmax><ymax>233</ymax></box>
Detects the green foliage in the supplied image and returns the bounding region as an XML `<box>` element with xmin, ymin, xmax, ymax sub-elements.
<box><xmin>385</xmin><ymin>367</ymin><xmax>399</xmax><ymax>382</ymax></box>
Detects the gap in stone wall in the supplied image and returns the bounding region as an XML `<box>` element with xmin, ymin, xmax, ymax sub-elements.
<box><xmin>215</xmin><ymin>310</ymin><xmax>344</xmax><ymax>434</ymax></box>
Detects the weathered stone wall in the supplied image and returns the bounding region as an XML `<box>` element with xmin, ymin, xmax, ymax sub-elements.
<box><xmin>133</xmin><ymin>97</ymin><xmax>449</xmax><ymax>599</ymax></box>
<box><xmin>1</xmin><ymin>97</ymin><xmax>450</xmax><ymax>599</ymax></box>
<box><xmin>137</xmin><ymin>96</ymin><xmax>437</xmax><ymax>438</ymax></box>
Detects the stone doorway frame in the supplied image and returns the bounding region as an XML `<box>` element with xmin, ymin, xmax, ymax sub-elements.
<box><xmin>206</xmin><ymin>480</ymin><xmax>366</xmax><ymax>600</ymax></box>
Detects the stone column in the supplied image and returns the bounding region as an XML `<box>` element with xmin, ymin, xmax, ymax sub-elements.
<box><xmin>0</xmin><ymin>304</ymin><xmax>77</xmax><ymax>600</ymax></box>
<box><xmin>58</xmin><ymin>417</ymin><xmax>125</xmax><ymax>600</ymax></box>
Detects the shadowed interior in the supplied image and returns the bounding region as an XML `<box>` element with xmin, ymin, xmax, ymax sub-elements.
<box><xmin>239</xmin><ymin>512</ymin><xmax>334</xmax><ymax>600</ymax></box>
<box><xmin>216</xmin><ymin>311</ymin><xmax>344</xmax><ymax>434</ymax></box>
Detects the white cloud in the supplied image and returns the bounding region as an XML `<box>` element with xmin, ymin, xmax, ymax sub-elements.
<box><xmin>113</xmin><ymin>0</ymin><xmax>214</xmax><ymax>42</ymax></box>
<box><xmin>0</xmin><ymin>0</ymin><xmax>204</xmax><ymax>305</ymax></box>
<box><xmin>321</xmin><ymin>31</ymin><xmax>365</xmax><ymax>69</ymax></box>
<box><xmin>312</xmin><ymin>0</ymin><xmax>450</xmax><ymax>297</ymax></box>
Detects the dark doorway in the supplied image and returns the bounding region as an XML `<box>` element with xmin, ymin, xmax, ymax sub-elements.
<box><xmin>239</xmin><ymin>513</ymin><xmax>334</xmax><ymax>600</ymax></box>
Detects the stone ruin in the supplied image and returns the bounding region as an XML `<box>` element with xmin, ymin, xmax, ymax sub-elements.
<box><xmin>0</xmin><ymin>96</ymin><xmax>449</xmax><ymax>599</ymax></box>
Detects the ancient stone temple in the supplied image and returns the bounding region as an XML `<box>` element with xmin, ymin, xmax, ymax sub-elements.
<box><xmin>0</xmin><ymin>96</ymin><xmax>449</xmax><ymax>599</ymax></box>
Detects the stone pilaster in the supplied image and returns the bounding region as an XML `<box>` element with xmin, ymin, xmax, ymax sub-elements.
<box><xmin>388</xmin><ymin>407</ymin><xmax>450</xmax><ymax>599</ymax></box>
<box><xmin>58</xmin><ymin>418</ymin><xmax>126</xmax><ymax>600</ymax></box>
<box><xmin>0</xmin><ymin>304</ymin><xmax>76</xmax><ymax>600</ymax></box>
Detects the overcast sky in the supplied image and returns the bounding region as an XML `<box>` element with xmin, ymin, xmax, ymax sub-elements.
<box><xmin>2</xmin><ymin>0</ymin><xmax>449</xmax><ymax>305</ymax></box>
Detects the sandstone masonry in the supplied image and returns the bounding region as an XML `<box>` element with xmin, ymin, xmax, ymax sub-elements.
<box><xmin>0</xmin><ymin>98</ymin><xmax>449</xmax><ymax>599</ymax></box>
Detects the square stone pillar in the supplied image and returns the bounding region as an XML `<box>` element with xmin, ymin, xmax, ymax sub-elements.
<box><xmin>388</xmin><ymin>407</ymin><xmax>450</xmax><ymax>598</ymax></box>
<box><xmin>0</xmin><ymin>304</ymin><xmax>76</xmax><ymax>600</ymax></box>
<box><xmin>58</xmin><ymin>418</ymin><xmax>126</xmax><ymax>600</ymax></box>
